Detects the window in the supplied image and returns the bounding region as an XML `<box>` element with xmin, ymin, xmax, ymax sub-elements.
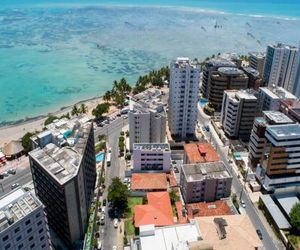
<box><xmin>2</xmin><ymin>235</ymin><xmax>9</xmax><ymax>241</ymax></box>
<box><xmin>41</xmin><ymin>244</ymin><xmax>46</xmax><ymax>248</ymax></box>
<box><xmin>37</xmin><ymin>221</ymin><xmax>42</xmax><ymax>226</ymax></box>
<box><xmin>4</xmin><ymin>243</ymin><xmax>11</xmax><ymax>250</ymax></box>
<box><xmin>35</xmin><ymin>213</ymin><xmax>41</xmax><ymax>218</ymax></box>
<box><xmin>30</xmin><ymin>243</ymin><xmax>35</xmax><ymax>249</ymax></box>
<box><xmin>14</xmin><ymin>227</ymin><xmax>20</xmax><ymax>234</ymax></box>
<box><xmin>29</xmin><ymin>236</ymin><xmax>34</xmax><ymax>241</ymax></box>
<box><xmin>18</xmin><ymin>243</ymin><xmax>24</xmax><ymax>249</ymax></box>
<box><xmin>16</xmin><ymin>235</ymin><xmax>22</xmax><ymax>241</ymax></box>
<box><xmin>40</xmin><ymin>236</ymin><xmax>45</xmax><ymax>241</ymax></box>
<box><xmin>27</xmin><ymin>228</ymin><xmax>33</xmax><ymax>234</ymax></box>
<box><xmin>25</xmin><ymin>219</ymin><xmax>31</xmax><ymax>225</ymax></box>
<box><xmin>39</xmin><ymin>228</ymin><xmax>44</xmax><ymax>234</ymax></box>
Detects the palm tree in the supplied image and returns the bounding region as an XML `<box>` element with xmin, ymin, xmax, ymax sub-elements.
<box><xmin>80</xmin><ymin>103</ymin><xmax>88</xmax><ymax>114</ymax></box>
<box><xmin>103</xmin><ymin>91</ymin><xmax>111</xmax><ymax>102</ymax></box>
<box><xmin>71</xmin><ymin>105</ymin><xmax>79</xmax><ymax>116</ymax></box>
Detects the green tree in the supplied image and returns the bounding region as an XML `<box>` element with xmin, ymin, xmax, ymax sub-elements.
<box><xmin>92</xmin><ymin>103</ymin><xmax>110</xmax><ymax>119</ymax></box>
<box><xmin>290</xmin><ymin>202</ymin><xmax>300</xmax><ymax>231</ymax></box>
<box><xmin>103</xmin><ymin>91</ymin><xmax>111</xmax><ymax>102</ymax></box>
<box><xmin>71</xmin><ymin>105</ymin><xmax>79</xmax><ymax>116</ymax></box>
<box><xmin>108</xmin><ymin>177</ymin><xmax>128</xmax><ymax>215</ymax></box>
<box><xmin>44</xmin><ymin>115</ymin><xmax>58</xmax><ymax>126</ymax></box>
<box><xmin>80</xmin><ymin>103</ymin><xmax>88</xmax><ymax>114</ymax></box>
<box><xmin>169</xmin><ymin>189</ymin><xmax>180</xmax><ymax>205</ymax></box>
<box><xmin>21</xmin><ymin>132</ymin><xmax>34</xmax><ymax>153</ymax></box>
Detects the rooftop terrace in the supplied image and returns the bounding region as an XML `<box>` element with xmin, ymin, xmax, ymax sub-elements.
<box><xmin>134</xmin><ymin>143</ymin><xmax>170</xmax><ymax>151</ymax></box>
<box><xmin>182</xmin><ymin>161</ymin><xmax>230</xmax><ymax>182</ymax></box>
<box><xmin>0</xmin><ymin>189</ymin><xmax>41</xmax><ymax>233</ymax></box>
<box><xmin>29</xmin><ymin>116</ymin><xmax>92</xmax><ymax>184</ymax></box>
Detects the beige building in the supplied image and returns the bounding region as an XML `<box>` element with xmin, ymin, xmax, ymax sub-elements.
<box><xmin>196</xmin><ymin>215</ymin><xmax>263</xmax><ymax>250</ymax></box>
<box><xmin>207</xmin><ymin>67</ymin><xmax>249</xmax><ymax>111</ymax></box>
<box><xmin>180</xmin><ymin>161</ymin><xmax>232</xmax><ymax>203</ymax></box>
<box><xmin>129</xmin><ymin>88</ymin><xmax>167</xmax><ymax>150</ymax></box>
<box><xmin>248</xmin><ymin>52</ymin><xmax>265</xmax><ymax>77</ymax></box>
<box><xmin>221</xmin><ymin>90</ymin><xmax>258</xmax><ymax>141</ymax></box>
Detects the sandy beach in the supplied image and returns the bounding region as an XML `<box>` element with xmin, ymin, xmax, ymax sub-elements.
<box><xmin>0</xmin><ymin>96</ymin><xmax>117</xmax><ymax>148</ymax></box>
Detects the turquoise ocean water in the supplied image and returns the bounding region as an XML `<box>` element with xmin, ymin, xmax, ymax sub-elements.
<box><xmin>1</xmin><ymin>0</ymin><xmax>300</xmax><ymax>125</ymax></box>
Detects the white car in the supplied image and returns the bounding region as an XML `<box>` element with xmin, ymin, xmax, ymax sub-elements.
<box><xmin>101</xmin><ymin>206</ymin><xmax>106</xmax><ymax>213</ymax></box>
<box><xmin>112</xmin><ymin>246</ymin><xmax>117</xmax><ymax>250</ymax></box>
<box><xmin>113</xmin><ymin>218</ymin><xmax>118</xmax><ymax>228</ymax></box>
<box><xmin>241</xmin><ymin>200</ymin><xmax>246</xmax><ymax>208</ymax></box>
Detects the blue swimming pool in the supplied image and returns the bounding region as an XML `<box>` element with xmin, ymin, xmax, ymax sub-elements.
<box><xmin>63</xmin><ymin>130</ymin><xmax>72</xmax><ymax>138</ymax></box>
<box><xmin>199</xmin><ymin>98</ymin><xmax>208</xmax><ymax>107</ymax></box>
<box><xmin>95</xmin><ymin>152</ymin><xmax>105</xmax><ymax>162</ymax></box>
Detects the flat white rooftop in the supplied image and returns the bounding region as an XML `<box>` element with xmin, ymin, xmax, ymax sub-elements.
<box><xmin>267</xmin><ymin>124</ymin><xmax>300</xmax><ymax>139</ymax></box>
<box><xmin>260</xmin><ymin>87</ymin><xmax>296</xmax><ymax>100</ymax></box>
<box><xmin>276</xmin><ymin>195</ymin><xmax>299</xmax><ymax>217</ymax></box>
<box><xmin>138</xmin><ymin>221</ymin><xmax>201</xmax><ymax>250</ymax></box>
<box><xmin>263</xmin><ymin>111</ymin><xmax>293</xmax><ymax>124</ymax></box>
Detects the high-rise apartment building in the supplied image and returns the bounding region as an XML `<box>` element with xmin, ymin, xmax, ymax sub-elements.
<box><xmin>129</xmin><ymin>88</ymin><xmax>167</xmax><ymax>150</ymax></box>
<box><xmin>201</xmin><ymin>59</ymin><xmax>236</xmax><ymax>99</ymax></box>
<box><xmin>263</xmin><ymin>43</ymin><xmax>299</xmax><ymax>92</ymax></box>
<box><xmin>221</xmin><ymin>90</ymin><xmax>257</xmax><ymax>141</ymax></box>
<box><xmin>206</xmin><ymin>67</ymin><xmax>249</xmax><ymax>111</ymax></box>
<box><xmin>248</xmin><ymin>52</ymin><xmax>265</xmax><ymax>77</ymax></box>
<box><xmin>258</xmin><ymin>86</ymin><xmax>296</xmax><ymax>113</ymax></box>
<box><xmin>242</xmin><ymin>66</ymin><xmax>262</xmax><ymax>90</ymax></box>
<box><xmin>279</xmin><ymin>99</ymin><xmax>300</xmax><ymax>122</ymax></box>
<box><xmin>132</xmin><ymin>143</ymin><xmax>171</xmax><ymax>172</ymax></box>
<box><xmin>29</xmin><ymin>116</ymin><xmax>96</xmax><ymax>247</ymax></box>
<box><xmin>180</xmin><ymin>161</ymin><xmax>232</xmax><ymax>203</ymax></box>
<box><xmin>168</xmin><ymin>57</ymin><xmax>200</xmax><ymax>138</ymax></box>
<box><xmin>256</xmin><ymin>124</ymin><xmax>300</xmax><ymax>191</ymax></box>
<box><xmin>0</xmin><ymin>188</ymin><xmax>51</xmax><ymax>250</ymax></box>
<box><xmin>248</xmin><ymin>111</ymin><xmax>293</xmax><ymax>167</ymax></box>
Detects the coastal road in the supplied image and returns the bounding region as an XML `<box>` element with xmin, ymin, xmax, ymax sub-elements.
<box><xmin>0</xmin><ymin>167</ymin><xmax>32</xmax><ymax>197</ymax></box>
<box><xmin>197</xmin><ymin>106</ymin><xmax>281</xmax><ymax>250</ymax></box>
<box><xmin>95</xmin><ymin>115</ymin><xmax>128</xmax><ymax>249</ymax></box>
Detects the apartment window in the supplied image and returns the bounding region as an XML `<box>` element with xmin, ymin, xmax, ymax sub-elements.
<box><xmin>30</xmin><ymin>243</ymin><xmax>35</xmax><ymax>249</ymax></box>
<box><xmin>36</xmin><ymin>212</ymin><xmax>41</xmax><ymax>218</ymax></box>
<box><xmin>4</xmin><ymin>243</ymin><xmax>11</xmax><ymax>250</ymax></box>
<box><xmin>39</xmin><ymin>228</ymin><xmax>44</xmax><ymax>234</ymax></box>
<box><xmin>25</xmin><ymin>219</ymin><xmax>31</xmax><ymax>225</ymax></box>
<box><xmin>18</xmin><ymin>243</ymin><xmax>24</xmax><ymax>250</ymax></box>
<box><xmin>16</xmin><ymin>235</ymin><xmax>22</xmax><ymax>241</ymax></box>
<box><xmin>41</xmin><ymin>244</ymin><xmax>46</xmax><ymax>248</ymax></box>
<box><xmin>14</xmin><ymin>227</ymin><xmax>20</xmax><ymax>234</ymax></box>
<box><xmin>40</xmin><ymin>236</ymin><xmax>45</xmax><ymax>241</ymax></box>
<box><xmin>2</xmin><ymin>235</ymin><xmax>9</xmax><ymax>241</ymax></box>
<box><xmin>27</xmin><ymin>228</ymin><xmax>32</xmax><ymax>234</ymax></box>
<box><xmin>37</xmin><ymin>220</ymin><xmax>43</xmax><ymax>226</ymax></box>
<box><xmin>29</xmin><ymin>236</ymin><xmax>34</xmax><ymax>241</ymax></box>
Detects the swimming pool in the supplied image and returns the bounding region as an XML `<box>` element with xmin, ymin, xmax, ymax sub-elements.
<box><xmin>199</xmin><ymin>98</ymin><xmax>208</xmax><ymax>107</ymax></box>
<box><xmin>95</xmin><ymin>152</ymin><xmax>105</xmax><ymax>162</ymax></box>
<box><xmin>63</xmin><ymin>130</ymin><xmax>72</xmax><ymax>138</ymax></box>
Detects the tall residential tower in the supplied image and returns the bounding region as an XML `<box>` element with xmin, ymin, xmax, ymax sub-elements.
<box><xmin>168</xmin><ymin>57</ymin><xmax>200</xmax><ymax>139</ymax></box>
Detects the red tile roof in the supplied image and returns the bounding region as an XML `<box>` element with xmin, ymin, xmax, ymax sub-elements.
<box><xmin>184</xmin><ymin>143</ymin><xmax>220</xmax><ymax>164</ymax></box>
<box><xmin>175</xmin><ymin>201</ymin><xmax>188</xmax><ymax>224</ymax></box>
<box><xmin>131</xmin><ymin>173</ymin><xmax>167</xmax><ymax>191</ymax></box>
<box><xmin>186</xmin><ymin>200</ymin><xmax>233</xmax><ymax>219</ymax></box>
<box><xmin>134</xmin><ymin>192</ymin><xmax>174</xmax><ymax>227</ymax></box>
<box><xmin>167</xmin><ymin>171</ymin><xmax>178</xmax><ymax>187</ymax></box>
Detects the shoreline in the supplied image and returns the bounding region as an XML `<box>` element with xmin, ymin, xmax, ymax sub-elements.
<box><xmin>0</xmin><ymin>95</ymin><xmax>106</xmax><ymax>148</ymax></box>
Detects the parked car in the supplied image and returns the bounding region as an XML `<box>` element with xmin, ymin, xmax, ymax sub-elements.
<box><xmin>2</xmin><ymin>171</ymin><xmax>9</xmax><ymax>177</ymax></box>
<box><xmin>8</xmin><ymin>169</ymin><xmax>16</xmax><ymax>175</ymax></box>
<box><xmin>241</xmin><ymin>200</ymin><xmax>246</xmax><ymax>208</ymax></box>
<box><xmin>113</xmin><ymin>218</ymin><xmax>118</xmax><ymax>228</ymax></box>
<box><xmin>11</xmin><ymin>183</ymin><xmax>20</xmax><ymax>190</ymax></box>
<box><xmin>102</xmin><ymin>198</ymin><xmax>107</xmax><ymax>206</ymax></box>
<box><xmin>112</xmin><ymin>246</ymin><xmax>117</xmax><ymax>250</ymax></box>
<box><xmin>100</xmin><ymin>214</ymin><xmax>105</xmax><ymax>225</ymax></box>
<box><xmin>256</xmin><ymin>229</ymin><xmax>263</xmax><ymax>240</ymax></box>
<box><xmin>101</xmin><ymin>206</ymin><xmax>106</xmax><ymax>213</ymax></box>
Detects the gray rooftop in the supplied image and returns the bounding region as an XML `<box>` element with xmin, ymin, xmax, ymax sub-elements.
<box><xmin>263</xmin><ymin>111</ymin><xmax>293</xmax><ymax>125</ymax></box>
<box><xmin>276</xmin><ymin>194</ymin><xmax>299</xmax><ymax>217</ymax></box>
<box><xmin>182</xmin><ymin>161</ymin><xmax>231</xmax><ymax>182</ymax></box>
<box><xmin>259</xmin><ymin>87</ymin><xmax>296</xmax><ymax>100</ymax></box>
<box><xmin>172</xmin><ymin>57</ymin><xmax>200</xmax><ymax>69</ymax></box>
<box><xmin>218</xmin><ymin>67</ymin><xmax>244</xmax><ymax>76</ymax></box>
<box><xmin>267</xmin><ymin>124</ymin><xmax>300</xmax><ymax>139</ymax></box>
<box><xmin>242</xmin><ymin>66</ymin><xmax>260</xmax><ymax>77</ymax></box>
<box><xmin>206</xmin><ymin>59</ymin><xmax>236</xmax><ymax>68</ymax></box>
<box><xmin>260</xmin><ymin>195</ymin><xmax>291</xmax><ymax>229</ymax></box>
<box><xmin>29</xmin><ymin>116</ymin><xmax>92</xmax><ymax>184</ymax></box>
<box><xmin>133</xmin><ymin>143</ymin><xmax>170</xmax><ymax>151</ymax></box>
<box><xmin>0</xmin><ymin>188</ymin><xmax>42</xmax><ymax>233</ymax></box>
<box><xmin>248</xmin><ymin>52</ymin><xmax>266</xmax><ymax>58</ymax></box>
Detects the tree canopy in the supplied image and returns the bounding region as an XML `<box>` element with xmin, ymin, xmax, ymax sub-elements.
<box><xmin>21</xmin><ymin>132</ymin><xmax>35</xmax><ymax>153</ymax></box>
<box><xmin>290</xmin><ymin>202</ymin><xmax>300</xmax><ymax>231</ymax></box>
<box><xmin>92</xmin><ymin>103</ymin><xmax>110</xmax><ymax>119</ymax></box>
<box><xmin>108</xmin><ymin>177</ymin><xmax>128</xmax><ymax>216</ymax></box>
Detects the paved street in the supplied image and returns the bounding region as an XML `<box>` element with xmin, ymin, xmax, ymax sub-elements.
<box><xmin>95</xmin><ymin>115</ymin><xmax>129</xmax><ymax>250</ymax></box>
<box><xmin>197</xmin><ymin>105</ymin><xmax>282</xmax><ymax>250</ymax></box>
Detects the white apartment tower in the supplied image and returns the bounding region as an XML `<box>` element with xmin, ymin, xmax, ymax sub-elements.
<box><xmin>221</xmin><ymin>90</ymin><xmax>258</xmax><ymax>141</ymax></box>
<box><xmin>248</xmin><ymin>52</ymin><xmax>266</xmax><ymax>77</ymax></box>
<box><xmin>263</xmin><ymin>43</ymin><xmax>299</xmax><ymax>92</ymax></box>
<box><xmin>129</xmin><ymin>88</ymin><xmax>167</xmax><ymax>151</ymax></box>
<box><xmin>0</xmin><ymin>188</ymin><xmax>51</xmax><ymax>250</ymax></box>
<box><xmin>168</xmin><ymin>57</ymin><xmax>200</xmax><ymax>138</ymax></box>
